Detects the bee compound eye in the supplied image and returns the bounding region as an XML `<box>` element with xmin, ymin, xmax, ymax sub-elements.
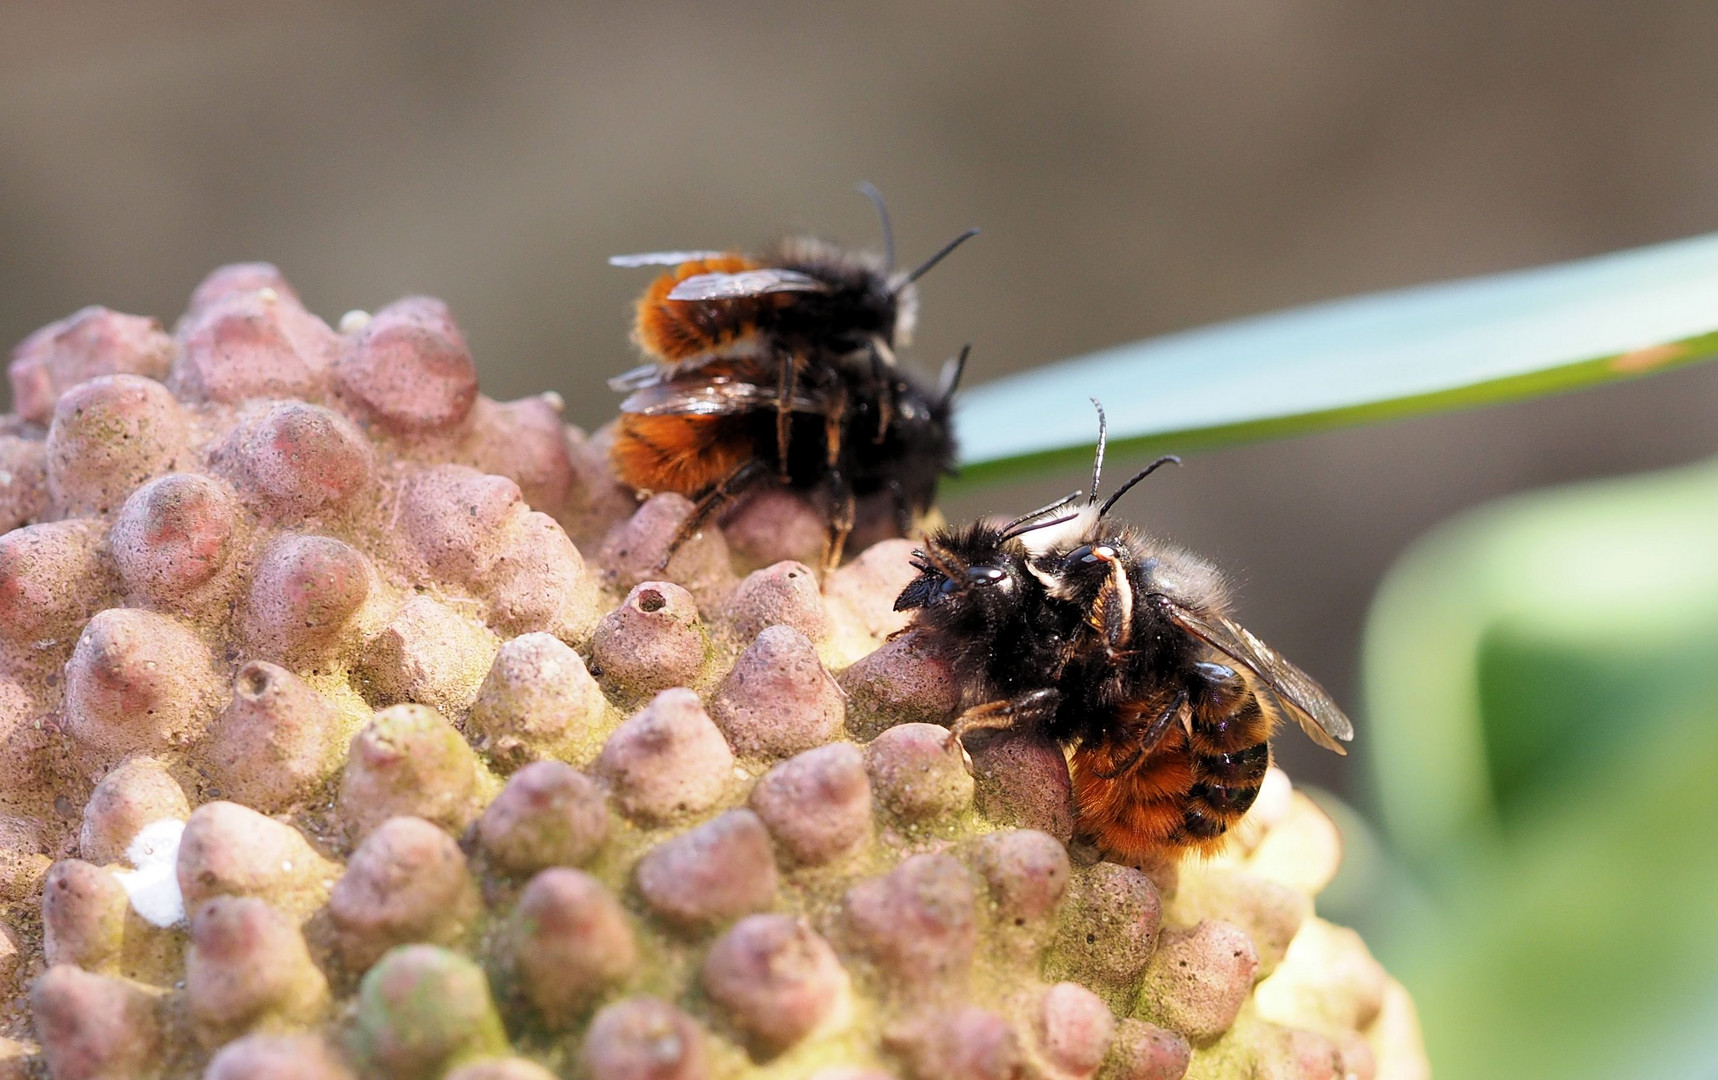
<box><xmin>1068</xmin><ymin>544</ymin><xmax>1097</xmax><ymax>565</ymax></box>
<box><xmin>938</xmin><ymin>575</ymin><xmax>962</xmax><ymax>595</ymax></box>
<box><xmin>967</xmin><ymin>566</ymin><xmax>1005</xmax><ymax>585</ymax></box>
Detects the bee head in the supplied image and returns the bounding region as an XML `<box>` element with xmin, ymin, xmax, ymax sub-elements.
<box><xmin>1031</xmin><ymin>539</ymin><xmax>1127</xmax><ymax>602</ymax></box>
<box><xmin>892</xmin><ymin>525</ymin><xmax>1025</xmax><ymax>618</ymax></box>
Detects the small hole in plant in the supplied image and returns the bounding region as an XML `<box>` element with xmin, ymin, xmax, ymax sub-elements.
<box><xmin>637</xmin><ymin>588</ymin><xmax>666</xmax><ymax>613</ymax></box>
<box><xmin>239</xmin><ymin>665</ymin><xmax>271</xmax><ymax>697</ymax></box>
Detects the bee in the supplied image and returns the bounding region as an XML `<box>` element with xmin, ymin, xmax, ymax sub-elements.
<box><xmin>893</xmin><ymin>406</ymin><xmax>1352</xmax><ymax>861</ymax></box>
<box><xmin>606</xmin><ymin>187</ymin><xmax>978</xmax><ymax>568</ymax></box>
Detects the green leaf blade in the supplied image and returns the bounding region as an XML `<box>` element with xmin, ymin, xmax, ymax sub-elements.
<box><xmin>954</xmin><ymin>230</ymin><xmax>1718</xmax><ymax>481</ymax></box>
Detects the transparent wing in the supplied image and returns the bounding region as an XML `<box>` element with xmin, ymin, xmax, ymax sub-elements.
<box><xmin>619</xmin><ymin>365</ymin><xmax>827</xmax><ymax>417</ymax></box>
<box><xmin>667</xmin><ymin>269</ymin><xmax>829</xmax><ymax>301</ymax></box>
<box><xmin>1151</xmin><ymin>596</ymin><xmax>1353</xmax><ymax>753</ymax></box>
<box><xmin>607</xmin><ymin>364</ymin><xmax>663</xmax><ymax>393</ymax></box>
<box><xmin>608</xmin><ymin>250</ymin><xmax>729</xmax><ymax>268</ymax></box>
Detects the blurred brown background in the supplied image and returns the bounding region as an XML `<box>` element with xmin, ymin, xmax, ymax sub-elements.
<box><xmin>8</xmin><ymin>1</ymin><xmax>1718</xmax><ymax>798</ymax></box>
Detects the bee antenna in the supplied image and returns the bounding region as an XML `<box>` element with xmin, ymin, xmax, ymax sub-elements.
<box><xmin>938</xmin><ymin>344</ymin><xmax>972</xmax><ymax>408</ymax></box>
<box><xmin>998</xmin><ymin>489</ymin><xmax>1082</xmax><ymax>538</ymax></box>
<box><xmin>1004</xmin><ymin>510</ymin><xmax>1082</xmax><ymax>541</ymax></box>
<box><xmin>857</xmin><ymin>182</ymin><xmax>895</xmax><ymax>269</ymax></box>
<box><xmin>899</xmin><ymin>227</ymin><xmax>981</xmax><ymax>289</ymax></box>
<box><xmin>1087</xmin><ymin>399</ymin><xmax>1108</xmax><ymax>506</ymax></box>
<box><xmin>1097</xmin><ymin>456</ymin><xmax>1182</xmax><ymax>520</ymax></box>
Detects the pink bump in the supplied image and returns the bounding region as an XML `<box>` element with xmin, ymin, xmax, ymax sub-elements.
<box><xmin>242</xmin><ymin>534</ymin><xmax>372</xmax><ymax>662</ymax></box>
<box><xmin>46</xmin><ymin>374</ymin><xmax>188</xmax><ymax>517</ymax></box>
<box><xmin>700</xmin><ymin>914</ymin><xmax>847</xmax><ymax>1055</ymax></box>
<box><xmin>717</xmin><ymin>488</ymin><xmax>830</xmax><ymax>571</ymax></box>
<box><xmin>580</xmin><ymin>996</ymin><xmax>708</xmax><ymax>1080</ymax></box>
<box><xmin>9</xmin><ymin>306</ymin><xmax>173</xmax><ymax>425</ymax></box>
<box><xmin>711</xmin><ymin>625</ymin><xmax>843</xmax><ymax>760</ymax></box>
<box><xmin>598</xmin><ymin>493</ymin><xmax>736</xmax><ymax>610</ymax></box>
<box><xmin>1100</xmin><ymin>1019</ymin><xmax>1192</xmax><ymax>1080</ymax></box>
<box><xmin>972</xmin><ymin>828</ymin><xmax>1071</xmax><ymax>934</ymax></box>
<box><xmin>1033</xmin><ymin>982</ymin><xmax>1116</xmax><ymax>1079</ymax></box>
<box><xmin>838</xmin><ymin>631</ymin><xmax>961</xmax><ymax>739</ymax></box>
<box><xmin>1136</xmin><ymin>920</ymin><xmax>1259</xmax><ymax>1045</ymax></box>
<box><xmin>823</xmin><ymin>538</ymin><xmax>921</xmax><ymax>641</ymax></box>
<box><xmin>969</xmin><ymin>731</ymin><xmax>1074</xmax><ymax>842</ymax></box>
<box><xmin>41</xmin><ymin>860</ymin><xmax>128</xmax><ymax>971</ymax></box>
<box><xmin>176</xmin><ymin>802</ymin><xmax>336</xmax><ymax>919</ymax></box>
<box><xmin>1049</xmin><ymin>863</ymin><xmax>1163</xmax><ymax>998</ymax></box>
<box><xmin>484</xmin><ymin>511</ymin><xmax>600</xmax><ymax>642</ymax></box>
<box><xmin>748</xmin><ymin>743</ymin><xmax>872</xmax><ymax>867</ymax></box>
<box><xmin>0</xmin><ymin>434</ymin><xmax>49</xmax><ymax>532</ymax></box>
<box><xmin>206</xmin><ymin>662</ymin><xmax>345</xmax><ymax>814</ymax></box>
<box><xmin>594</xmin><ymin>689</ymin><xmax>734</xmax><ymax>826</ymax></box>
<box><xmin>462</xmin><ymin>394</ymin><xmax>575</xmax><ymax>516</ymax></box>
<box><xmin>30</xmin><ymin>965</ymin><xmax>164</xmax><ymax>1080</ymax></box>
<box><xmin>335</xmin><ymin>296</ymin><xmax>478</xmax><ymax>433</ymax></box>
<box><xmin>863</xmin><ymin>723</ymin><xmax>974</xmax><ymax>823</ymax></box>
<box><xmin>222</xmin><ymin>402</ymin><xmax>373</xmax><ymax>518</ymax></box>
<box><xmin>394</xmin><ymin>464</ymin><xmax>523</xmax><ymax>585</ymax></box>
<box><xmin>328</xmin><ymin>816</ymin><xmax>480</xmax><ymax>973</ymax></box>
<box><xmin>884</xmin><ymin>1006</ymin><xmax>1022</xmax><ymax>1080</ymax></box>
<box><xmin>204</xmin><ymin>1034</ymin><xmax>356</xmax><ymax>1080</ymax></box>
<box><xmin>173</xmin><ymin>287</ymin><xmax>338</xmax><ymax>403</ymax></box>
<box><xmin>634</xmin><ymin>810</ymin><xmax>778</xmax><ymax>930</ymax></box>
<box><xmin>339</xmin><ymin>704</ymin><xmax>488</xmax><ymax>841</ymax></box>
<box><xmin>590</xmin><ymin>582</ymin><xmax>704</xmax><ymax>700</ymax></box>
<box><xmin>109</xmin><ymin>473</ymin><xmax>240</xmax><ymax>608</ymax></box>
<box><xmin>185</xmin><ymin>896</ymin><xmax>329</xmax><ymax>1046</ymax></box>
<box><xmin>724</xmin><ymin>560</ymin><xmax>827</xmax><ymax>642</ymax></box>
<box><xmin>841</xmin><ymin>853</ymin><xmax>977</xmax><ymax>989</ymax></box>
<box><xmin>358</xmin><ymin>595</ymin><xmax>499</xmax><ymax>714</ymax></box>
<box><xmin>79</xmin><ymin>756</ymin><xmax>191</xmax><ymax>865</ymax></box>
<box><xmin>469</xmin><ymin>634</ymin><xmax>606</xmax><ymax>770</ymax></box>
<box><xmin>477</xmin><ymin>761</ymin><xmax>610</xmax><ymax>876</ymax></box>
<box><xmin>184</xmin><ymin>263</ymin><xmax>303</xmax><ymax>317</ymax></box>
<box><xmin>63</xmin><ymin>607</ymin><xmax>222</xmax><ymax>767</ymax></box>
<box><xmin>0</xmin><ymin>520</ymin><xmax>109</xmax><ymax>646</ymax></box>
<box><xmin>504</xmin><ymin>868</ymin><xmax>636</xmax><ymax>1026</ymax></box>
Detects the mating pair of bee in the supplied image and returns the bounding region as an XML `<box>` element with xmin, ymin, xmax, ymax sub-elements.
<box><xmin>607</xmin><ymin>192</ymin><xmax>1352</xmax><ymax>863</ymax></box>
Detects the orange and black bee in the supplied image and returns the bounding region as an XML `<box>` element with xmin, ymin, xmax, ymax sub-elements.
<box><xmin>894</xmin><ymin>406</ymin><xmax>1352</xmax><ymax>862</ymax></box>
<box><xmin>607</xmin><ymin>188</ymin><xmax>978</xmax><ymax>567</ymax></box>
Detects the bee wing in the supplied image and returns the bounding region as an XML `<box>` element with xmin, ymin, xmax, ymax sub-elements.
<box><xmin>607</xmin><ymin>364</ymin><xmax>663</xmax><ymax>393</ymax></box>
<box><xmin>619</xmin><ymin>369</ymin><xmax>827</xmax><ymax>417</ymax></box>
<box><xmin>608</xmin><ymin>250</ymin><xmax>729</xmax><ymax>268</ymax></box>
<box><xmin>1150</xmin><ymin>596</ymin><xmax>1353</xmax><ymax>754</ymax></box>
<box><xmin>666</xmin><ymin>269</ymin><xmax>830</xmax><ymax>301</ymax></box>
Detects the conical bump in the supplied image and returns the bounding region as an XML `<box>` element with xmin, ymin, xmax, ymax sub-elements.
<box><xmin>63</xmin><ymin>607</ymin><xmax>224</xmax><ymax>769</ymax></box>
<box><xmin>348</xmin><ymin>945</ymin><xmax>508</xmax><ymax>1080</ymax></box>
<box><xmin>748</xmin><ymin>743</ymin><xmax>872</xmax><ymax>866</ymax></box>
<box><xmin>328</xmin><ymin>816</ymin><xmax>480</xmax><ymax>972</ymax></box>
<box><xmin>206</xmin><ymin>662</ymin><xmax>348</xmax><ymax>814</ymax></box>
<box><xmin>477</xmin><ymin>761</ymin><xmax>610</xmax><ymax>876</ymax></box>
<box><xmin>591</xmin><ymin>582</ymin><xmax>706</xmax><ymax>699</ymax></box>
<box><xmin>840</xmin><ymin>853</ymin><xmax>978</xmax><ymax>991</ymax></box>
<box><xmin>110</xmin><ymin>473</ymin><xmax>242</xmax><ymax>610</ymax></box>
<box><xmin>172</xmin><ymin>283</ymin><xmax>339</xmax><ymax>404</ymax></box>
<box><xmin>185</xmin><ymin>895</ymin><xmax>329</xmax><ymax>1047</ymax></box>
<box><xmin>218</xmin><ymin>402</ymin><xmax>373</xmax><ymax>520</ymax></box>
<box><xmin>711</xmin><ymin>625</ymin><xmax>844</xmax><ymax>760</ymax></box>
<box><xmin>499</xmin><ymin>867</ymin><xmax>636</xmax><ymax>1026</ymax></box>
<box><xmin>242</xmin><ymin>534</ymin><xmax>373</xmax><ymax>661</ymax></box>
<box><xmin>0</xmin><ymin>519</ymin><xmax>110</xmax><ymax>646</ymax></box>
<box><xmin>79</xmin><ymin>756</ymin><xmax>190</xmax><ymax>865</ymax></box>
<box><xmin>469</xmin><ymin>634</ymin><xmax>607</xmax><ymax>769</ymax></box>
<box><xmin>9</xmin><ymin>306</ymin><xmax>173</xmax><ymax>425</ymax></box>
<box><xmin>700</xmin><ymin>914</ymin><xmax>849</xmax><ymax>1056</ymax></box>
<box><xmin>594</xmin><ymin>689</ymin><xmax>735</xmax><ymax>825</ymax></box>
<box><xmin>580</xmin><ymin>996</ymin><xmax>709</xmax><ymax>1080</ymax></box>
<box><xmin>335</xmin><ymin>297</ymin><xmax>479</xmax><ymax>434</ymax></box>
<box><xmin>46</xmin><ymin>374</ymin><xmax>189</xmax><ymax>517</ymax></box>
<box><xmin>635</xmin><ymin>810</ymin><xmax>778</xmax><ymax>930</ymax></box>
<box><xmin>339</xmin><ymin>704</ymin><xmax>492</xmax><ymax>840</ymax></box>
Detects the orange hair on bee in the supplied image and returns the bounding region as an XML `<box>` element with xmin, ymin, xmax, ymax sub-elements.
<box><xmin>610</xmin><ymin>411</ymin><xmax>755</xmax><ymax>497</ymax></box>
<box><xmin>633</xmin><ymin>254</ymin><xmax>771</xmax><ymax>363</ymax></box>
<box><xmin>1072</xmin><ymin>728</ymin><xmax>1234</xmax><ymax>860</ymax></box>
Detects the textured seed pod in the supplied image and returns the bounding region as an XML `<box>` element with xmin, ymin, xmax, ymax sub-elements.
<box><xmin>0</xmin><ymin>272</ymin><xmax>1426</xmax><ymax>1080</ymax></box>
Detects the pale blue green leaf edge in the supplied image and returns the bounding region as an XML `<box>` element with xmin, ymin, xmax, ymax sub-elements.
<box><xmin>953</xmin><ymin>229</ymin><xmax>1718</xmax><ymax>483</ymax></box>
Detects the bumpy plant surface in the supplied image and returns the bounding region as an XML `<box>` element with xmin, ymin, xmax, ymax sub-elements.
<box><xmin>0</xmin><ymin>266</ymin><xmax>1430</xmax><ymax>1080</ymax></box>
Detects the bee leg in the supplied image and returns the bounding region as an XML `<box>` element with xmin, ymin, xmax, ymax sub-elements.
<box><xmin>1087</xmin><ymin>688</ymin><xmax>1188</xmax><ymax>779</ymax></box>
<box><xmin>870</xmin><ymin>344</ymin><xmax>895</xmax><ymax>444</ymax></box>
<box><xmin>658</xmin><ymin>458</ymin><xmax>769</xmax><ymax>571</ymax></box>
<box><xmin>822</xmin><ymin>467</ymin><xmax>856</xmax><ymax>572</ymax></box>
<box><xmin>775</xmin><ymin>351</ymin><xmax>801</xmax><ymax>484</ymax></box>
<box><xmin>947</xmin><ymin>688</ymin><xmax>1062</xmax><ymax>744</ymax></box>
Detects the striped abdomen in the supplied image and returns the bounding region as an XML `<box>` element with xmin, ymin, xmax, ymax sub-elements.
<box><xmin>633</xmin><ymin>254</ymin><xmax>774</xmax><ymax>364</ymax></box>
<box><xmin>1070</xmin><ymin>663</ymin><xmax>1273</xmax><ymax>859</ymax></box>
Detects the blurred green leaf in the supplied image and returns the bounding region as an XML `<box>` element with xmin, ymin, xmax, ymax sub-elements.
<box><xmin>954</xmin><ymin>230</ymin><xmax>1718</xmax><ymax>480</ymax></box>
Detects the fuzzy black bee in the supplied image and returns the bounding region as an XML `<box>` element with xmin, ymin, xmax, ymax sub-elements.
<box><xmin>894</xmin><ymin>406</ymin><xmax>1353</xmax><ymax>861</ymax></box>
<box><xmin>607</xmin><ymin>187</ymin><xmax>978</xmax><ymax>568</ymax></box>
